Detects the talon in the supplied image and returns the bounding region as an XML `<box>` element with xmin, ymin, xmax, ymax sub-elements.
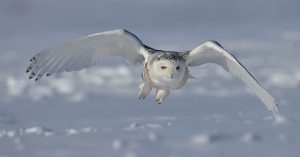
<box><xmin>138</xmin><ymin>83</ymin><xmax>152</xmax><ymax>101</ymax></box>
<box><xmin>156</xmin><ymin>99</ymin><xmax>162</xmax><ymax>104</ymax></box>
<box><xmin>155</xmin><ymin>89</ymin><xmax>169</xmax><ymax>105</ymax></box>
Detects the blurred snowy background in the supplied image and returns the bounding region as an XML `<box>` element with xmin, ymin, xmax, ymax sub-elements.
<box><xmin>1</xmin><ymin>0</ymin><xmax>300</xmax><ymax>157</ymax></box>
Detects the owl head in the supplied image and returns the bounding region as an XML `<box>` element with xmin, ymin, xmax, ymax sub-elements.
<box><xmin>149</xmin><ymin>53</ymin><xmax>188</xmax><ymax>84</ymax></box>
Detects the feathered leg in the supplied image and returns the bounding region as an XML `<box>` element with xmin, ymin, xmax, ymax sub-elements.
<box><xmin>156</xmin><ymin>89</ymin><xmax>169</xmax><ymax>104</ymax></box>
<box><xmin>138</xmin><ymin>83</ymin><xmax>152</xmax><ymax>99</ymax></box>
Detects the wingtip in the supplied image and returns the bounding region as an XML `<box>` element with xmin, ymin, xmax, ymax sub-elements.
<box><xmin>26</xmin><ymin>66</ymin><xmax>32</xmax><ymax>73</ymax></box>
<box><xmin>265</xmin><ymin>98</ymin><xmax>279</xmax><ymax>117</ymax></box>
<box><xmin>270</xmin><ymin>110</ymin><xmax>279</xmax><ymax>115</ymax></box>
<box><xmin>269</xmin><ymin>106</ymin><xmax>279</xmax><ymax>117</ymax></box>
<box><xmin>275</xmin><ymin>100</ymin><xmax>279</xmax><ymax>107</ymax></box>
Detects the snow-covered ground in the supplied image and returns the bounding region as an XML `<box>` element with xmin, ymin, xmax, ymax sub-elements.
<box><xmin>1</xmin><ymin>64</ymin><xmax>300</xmax><ymax>157</ymax></box>
<box><xmin>1</xmin><ymin>0</ymin><xmax>300</xmax><ymax>156</ymax></box>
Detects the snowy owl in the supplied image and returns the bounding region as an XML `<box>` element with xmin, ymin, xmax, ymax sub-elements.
<box><xmin>26</xmin><ymin>29</ymin><xmax>278</xmax><ymax>115</ymax></box>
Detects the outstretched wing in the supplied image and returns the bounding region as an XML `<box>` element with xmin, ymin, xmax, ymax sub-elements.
<box><xmin>187</xmin><ymin>41</ymin><xmax>278</xmax><ymax>115</ymax></box>
<box><xmin>26</xmin><ymin>29</ymin><xmax>146</xmax><ymax>81</ymax></box>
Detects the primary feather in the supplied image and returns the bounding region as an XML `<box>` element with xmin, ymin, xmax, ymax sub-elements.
<box><xmin>187</xmin><ymin>41</ymin><xmax>278</xmax><ymax>115</ymax></box>
<box><xmin>26</xmin><ymin>29</ymin><xmax>145</xmax><ymax>81</ymax></box>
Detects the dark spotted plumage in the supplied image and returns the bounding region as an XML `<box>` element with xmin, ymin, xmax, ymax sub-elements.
<box><xmin>142</xmin><ymin>62</ymin><xmax>153</xmax><ymax>85</ymax></box>
<box><xmin>149</xmin><ymin>53</ymin><xmax>185</xmax><ymax>65</ymax></box>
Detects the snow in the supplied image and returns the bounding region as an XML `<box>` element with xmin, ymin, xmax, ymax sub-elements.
<box><xmin>112</xmin><ymin>139</ymin><xmax>124</xmax><ymax>150</ymax></box>
<box><xmin>191</xmin><ymin>133</ymin><xmax>210</xmax><ymax>146</ymax></box>
<box><xmin>241</xmin><ymin>132</ymin><xmax>261</xmax><ymax>142</ymax></box>
<box><xmin>2</xmin><ymin>50</ymin><xmax>300</xmax><ymax>157</ymax></box>
<box><xmin>0</xmin><ymin>96</ymin><xmax>299</xmax><ymax>156</ymax></box>
<box><xmin>265</xmin><ymin>71</ymin><xmax>300</xmax><ymax>89</ymax></box>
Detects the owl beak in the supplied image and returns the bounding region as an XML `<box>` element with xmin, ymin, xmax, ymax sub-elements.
<box><xmin>168</xmin><ymin>69</ymin><xmax>174</xmax><ymax>79</ymax></box>
<box><xmin>169</xmin><ymin>72</ymin><xmax>174</xmax><ymax>79</ymax></box>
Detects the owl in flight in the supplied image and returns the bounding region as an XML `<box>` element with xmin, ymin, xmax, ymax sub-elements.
<box><xmin>26</xmin><ymin>29</ymin><xmax>278</xmax><ymax>115</ymax></box>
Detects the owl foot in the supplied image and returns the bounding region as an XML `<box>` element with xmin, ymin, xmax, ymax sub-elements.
<box><xmin>155</xmin><ymin>89</ymin><xmax>169</xmax><ymax>104</ymax></box>
<box><xmin>138</xmin><ymin>83</ymin><xmax>152</xmax><ymax>100</ymax></box>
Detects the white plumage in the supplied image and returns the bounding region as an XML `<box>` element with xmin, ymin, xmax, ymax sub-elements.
<box><xmin>187</xmin><ymin>42</ymin><xmax>278</xmax><ymax>115</ymax></box>
<box><xmin>27</xmin><ymin>29</ymin><xmax>145</xmax><ymax>80</ymax></box>
<box><xmin>26</xmin><ymin>29</ymin><xmax>278</xmax><ymax>115</ymax></box>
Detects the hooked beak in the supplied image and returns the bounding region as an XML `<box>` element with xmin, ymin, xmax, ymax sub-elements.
<box><xmin>169</xmin><ymin>72</ymin><xmax>174</xmax><ymax>79</ymax></box>
<box><xmin>167</xmin><ymin>69</ymin><xmax>175</xmax><ymax>79</ymax></box>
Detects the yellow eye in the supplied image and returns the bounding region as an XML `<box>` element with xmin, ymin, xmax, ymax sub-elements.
<box><xmin>176</xmin><ymin>66</ymin><xmax>180</xmax><ymax>70</ymax></box>
<box><xmin>161</xmin><ymin>66</ymin><xmax>167</xmax><ymax>70</ymax></box>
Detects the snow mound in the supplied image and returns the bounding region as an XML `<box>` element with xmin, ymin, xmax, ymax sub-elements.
<box><xmin>241</xmin><ymin>132</ymin><xmax>261</xmax><ymax>142</ymax></box>
<box><xmin>123</xmin><ymin>122</ymin><xmax>165</xmax><ymax>131</ymax></box>
<box><xmin>191</xmin><ymin>133</ymin><xmax>210</xmax><ymax>146</ymax></box>
<box><xmin>112</xmin><ymin>139</ymin><xmax>124</xmax><ymax>150</ymax></box>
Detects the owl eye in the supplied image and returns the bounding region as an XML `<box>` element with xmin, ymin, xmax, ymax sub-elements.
<box><xmin>176</xmin><ymin>66</ymin><xmax>180</xmax><ymax>70</ymax></box>
<box><xmin>161</xmin><ymin>66</ymin><xmax>167</xmax><ymax>70</ymax></box>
